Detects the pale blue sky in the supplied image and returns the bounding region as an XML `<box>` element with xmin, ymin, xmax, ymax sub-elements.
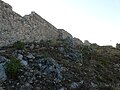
<box><xmin>3</xmin><ymin>0</ymin><xmax>120</xmax><ymax>46</ymax></box>
<box><xmin>73</xmin><ymin>0</ymin><xmax>120</xmax><ymax>24</ymax></box>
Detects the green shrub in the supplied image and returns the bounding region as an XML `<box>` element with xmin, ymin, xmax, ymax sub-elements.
<box><xmin>5</xmin><ymin>56</ymin><xmax>21</xmax><ymax>79</ymax></box>
<box><xmin>43</xmin><ymin>52</ymin><xmax>49</xmax><ymax>58</ymax></box>
<box><xmin>78</xmin><ymin>45</ymin><xmax>94</xmax><ymax>60</ymax></box>
<box><xmin>13</xmin><ymin>41</ymin><xmax>25</xmax><ymax>50</ymax></box>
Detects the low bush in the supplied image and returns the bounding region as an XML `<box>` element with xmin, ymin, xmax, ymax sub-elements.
<box><xmin>5</xmin><ymin>56</ymin><xmax>21</xmax><ymax>79</ymax></box>
<box><xmin>13</xmin><ymin>41</ymin><xmax>25</xmax><ymax>50</ymax></box>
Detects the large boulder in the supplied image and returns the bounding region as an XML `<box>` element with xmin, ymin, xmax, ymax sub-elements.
<box><xmin>37</xmin><ymin>57</ymin><xmax>62</xmax><ymax>80</ymax></box>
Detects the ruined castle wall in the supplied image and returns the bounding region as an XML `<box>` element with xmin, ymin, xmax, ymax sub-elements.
<box><xmin>0</xmin><ymin>0</ymin><xmax>24</xmax><ymax>46</ymax></box>
<box><xmin>57</xmin><ymin>29</ymin><xmax>73</xmax><ymax>40</ymax></box>
<box><xmin>0</xmin><ymin>0</ymin><xmax>73</xmax><ymax>47</ymax></box>
<box><xmin>23</xmin><ymin>12</ymin><xmax>59</xmax><ymax>42</ymax></box>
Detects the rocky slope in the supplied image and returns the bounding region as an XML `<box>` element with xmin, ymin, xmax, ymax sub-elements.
<box><xmin>0</xmin><ymin>0</ymin><xmax>120</xmax><ymax>90</ymax></box>
<box><xmin>0</xmin><ymin>40</ymin><xmax>120</xmax><ymax>90</ymax></box>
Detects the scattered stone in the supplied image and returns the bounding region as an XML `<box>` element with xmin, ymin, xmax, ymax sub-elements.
<box><xmin>79</xmin><ymin>80</ymin><xmax>84</xmax><ymax>85</ymax></box>
<box><xmin>59</xmin><ymin>87</ymin><xmax>67</xmax><ymax>90</ymax></box>
<box><xmin>0</xmin><ymin>64</ymin><xmax>7</xmax><ymax>83</ymax></box>
<box><xmin>0</xmin><ymin>87</ymin><xmax>4</xmax><ymax>90</ymax></box>
<box><xmin>65</xmin><ymin>51</ymin><xmax>82</xmax><ymax>62</ymax></box>
<box><xmin>70</xmin><ymin>82</ymin><xmax>79</xmax><ymax>89</ymax></box>
<box><xmin>58</xmin><ymin>47</ymin><xmax>65</xmax><ymax>54</ymax></box>
<box><xmin>29</xmin><ymin>59</ymin><xmax>33</xmax><ymax>62</ymax></box>
<box><xmin>27</xmin><ymin>53</ymin><xmax>35</xmax><ymax>59</ymax></box>
<box><xmin>114</xmin><ymin>64</ymin><xmax>120</xmax><ymax>72</ymax></box>
<box><xmin>17</xmin><ymin>54</ymin><xmax>24</xmax><ymax>61</ymax></box>
<box><xmin>35</xmin><ymin>45</ymin><xmax>40</xmax><ymax>48</ymax></box>
<box><xmin>0</xmin><ymin>50</ymin><xmax>6</xmax><ymax>53</ymax></box>
<box><xmin>20</xmin><ymin>83</ymin><xmax>33</xmax><ymax>90</ymax></box>
<box><xmin>20</xmin><ymin>60</ymin><xmax>28</xmax><ymax>66</ymax></box>
<box><xmin>0</xmin><ymin>56</ymin><xmax>7</xmax><ymax>63</ymax></box>
<box><xmin>30</xmin><ymin>44</ymin><xmax>34</xmax><ymax>50</ymax></box>
<box><xmin>35</xmin><ymin>87</ymin><xmax>41</xmax><ymax>90</ymax></box>
<box><xmin>91</xmin><ymin>82</ymin><xmax>97</xmax><ymax>87</ymax></box>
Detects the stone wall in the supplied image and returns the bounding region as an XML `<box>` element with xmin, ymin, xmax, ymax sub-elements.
<box><xmin>0</xmin><ymin>0</ymin><xmax>74</xmax><ymax>47</ymax></box>
<box><xmin>116</xmin><ymin>43</ymin><xmax>120</xmax><ymax>49</ymax></box>
<box><xmin>57</xmin><ymin>29</ymin><xmax>73</xmax><ymax>40</ymax></box>
<box><xmin>73</xmin><ymin>38</ymin><xmax>83</xmax><ymax>47</ymax></box>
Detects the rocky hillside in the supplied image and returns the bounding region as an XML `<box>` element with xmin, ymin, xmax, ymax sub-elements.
<box><xmin>0</xmin><ymin>40</ymin><xmax>120</xmax><ymax>90</ymax></box>
<box><xmin>0</xmin><ymin>0</ymin><xmax>120</xmax><ymax>90</ymax></box>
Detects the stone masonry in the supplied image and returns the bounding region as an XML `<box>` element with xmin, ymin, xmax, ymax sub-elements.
<box><xmin>0</xmin><ymin>0</ymin><xmax>75</xmax><ymax>47</ymax></box>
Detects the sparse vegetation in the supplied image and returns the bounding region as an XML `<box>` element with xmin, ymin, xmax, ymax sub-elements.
<box><xmin>5</xmin><ymin>56</ymin><xmax>21</xmax><ymax>79</ymax></box>
<box><xmin>13</xmin><ymin>41</ymin><xmax>25</xmax><ymax>50</ymax></box>
<box><xmin>0</xmin><ymin>40</ymin><xmax>120</xmax><ymax>89</ymax></box>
